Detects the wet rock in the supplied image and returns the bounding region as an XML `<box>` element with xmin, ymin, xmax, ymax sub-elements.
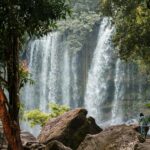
<box><xmin>21</xmin><ymin>131</ymin><xmax>45</xmax><ymax>150</ymax></box>
<box><xmin>46</xmin><ymin>140</ymin><xmax>72</xmax><ymax>150</ymax></box>
<box><xmin>38</xmin><ymin>108</ymin><xmax>102</xmax><ymax>149</ymax></box>
<box><xmin>77</xmin><ymin>124</ymin><xmax>141</xmax><ymax>150</ymax></box>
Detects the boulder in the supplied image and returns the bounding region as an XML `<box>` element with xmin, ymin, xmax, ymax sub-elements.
<box><xmin>23</xmin><ymin>142</ymin><xmax>45</xmax><ymax>150</ymax></box>
<box><xmin>38</xmin><ymin>108</ymin><xmax>102</xmax><ymax>149</ymax></box>
<box><xmin>77</xmin><ymin>124</ymin><xmax>141</xmax><ymax>150</ymax></box>
<box><xmin>21</xmin><ymin>131</ymin><xmax>45</xmax><ymax>150</ymax></box>
<box><xmin>46</xmin><ymin>140</ymin><xmax>72</xmax><ymax>150</ymax></box>
<box><xmin>21</xmin><ymin>131</ymin><xmax>38</xmax><ymax>146</ymax></box>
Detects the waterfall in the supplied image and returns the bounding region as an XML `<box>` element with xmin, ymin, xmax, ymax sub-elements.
<box><xmin>84</xmin><ymin>18</ymin><xmax>114</xmax><ymax>124</ymax></box>
<box><xmin>84</xmin><ymin>17</ymin><xmax>148</xmax><ymax>125</ymax></box>
<box><xmin>111</xmin><ymin>59</ymin><xmax>125</xmax><ymax>124</ymax></box>
<box><xmin>22</xmin><ymin>17</ymin><xmax>149</xmax><ymax>132</ymax></box>
<box><xmin>22</xmin><ymin>32</ymin><xmax>59</xmax><ymax>111</ymax></box>
<box><xmin>22</xmin><ymin>32</ymin><xmax>80</xmax><ymax>111</ymax></box>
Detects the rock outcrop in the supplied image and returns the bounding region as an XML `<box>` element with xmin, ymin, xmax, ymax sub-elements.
<box><xmin>77</xmin><ymin>124</ymin><xmax>141</xmax><ymax>150</ymax></box>
<box><xmin>38</xmin><ymin>108</ymin><xmax>102</xmax><ymax>149</ymax></box>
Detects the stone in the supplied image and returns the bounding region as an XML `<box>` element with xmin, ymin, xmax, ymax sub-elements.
<box><xmin>45</xmin><ymin>140</ymin><xmax>72</xmax><ymax>150</ymax></box>
<box><xmin>21</xmin><ymin>131</ymin><xmax>38</xmax><ymax>146</ymax></box>
<box><xmin>77</xmin><ymin>124</ymin><xmax>141</xmax><ymax>150</ymax></box>
<box><xmin>23</xmin><ymin>142</ymin><xmax>45</xmax><ymax>150</ymax></box>
<box><xmin>38</xmin><ymin>108</ymin><xmax>102</xmax><ymax>149</ymax></box>
<box><xmin>21</xmin><ymin>131</ymin><xmax>45</xmax><ymax>150</ymax></box>
<box><xmin>134</xmin><ymin>138</ymin><xmax>150</xmax><ymax>150</ymax></box>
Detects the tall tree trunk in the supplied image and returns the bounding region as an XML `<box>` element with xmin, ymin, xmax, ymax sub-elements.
<box><xmin>0</xmin><ymin>88</ymin><xmax>22</xmax><ymax>150</ymax></box>
<box><xmin>6</xmin><ymin>33</ymin><xmax>23</xmax><ymax>150</ymax></box>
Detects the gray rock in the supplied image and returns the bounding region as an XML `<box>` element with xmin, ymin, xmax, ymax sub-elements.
<box><xmin>77</xmin><ymin>124</ymin><xmax>141</xmax><ymax>150</ymax></box>
<box><xmin>38</xmin><ymin>108</ymin><xmax>102</xmax><ymax>149</ymax></box>
<box><xmin>46</xmin><ymin>140</ymin><xmax>72</xmax><ymax>150</ymax></box>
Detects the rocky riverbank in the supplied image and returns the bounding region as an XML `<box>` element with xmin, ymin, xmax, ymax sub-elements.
<box><xmin>1</xmin><ymin>108</ymin><xmax>150</xmax><ymax>150</ymax></box>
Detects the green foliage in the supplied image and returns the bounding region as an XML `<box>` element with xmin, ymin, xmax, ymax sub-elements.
<box><xmin>71</xmin><ymin>0</ymin><xmax>100</xmax><ymax>12</ymax></box>
<box><xmin>24</xmin><ymin>103</ymin><xmax>70</xmax><ymax>127</ymax></box>
<box><xmin>48</xmin><ymin>103</ymin><xmax>70</xmax><ymax>118</ymax></box>
<box><xmin>0</xmin><ymin>0</ymin><xmax>71</xmax><ymax>88</ymax></box>
<box><xmin>58</xmin><ymin>11</ymin><xmax>100</xmax><ymax>54</ymax></box>
<box><xmin>24</xmin><ymin>109</ymin><xmax>49</xmax><ymax>127</ymax></box>
<box><xmin>101</xmin><ymin>0</ymin><xmax>150</xmax><ymax>74</ymax></box>
<box><xmin>0</xmin><ymin>0</ymin><xmax>71</xmax><ymax>37</ymax></box>
<box><xmin>145</xmin><ymin>103</ymin><xmax>150</xmax><ymax>108</ymax></box>
<box><xmin>57</xmin><ymin>0</ymin><xmax>101</xmax><ymax>54</ymax></box>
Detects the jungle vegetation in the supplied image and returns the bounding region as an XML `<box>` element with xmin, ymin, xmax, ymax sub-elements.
<box><xmin>101</xmin><ymin>0</ymin><xmax>150</xmax><ymax>74</ymax></box>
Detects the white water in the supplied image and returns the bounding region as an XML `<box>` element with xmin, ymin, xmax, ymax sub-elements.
<box><xmin>62</xmin><ymin>49</ymin><xmax>71</xmax><ymax>105</ymax></box>
<box><xmin>84</xmin><ymin>18</ymin><xmax>114</xmax><ymax>124</ymax></box>
<box><xmin>111</xmin><ymin>59</ymin><xmax>125</xmax><ymax>124</ymax></box>
<box><xmin>22</xmin><ymin>32</ymin><xmax>80</xmax><ymax>111</ymax></box>
<box><xmin>22</xmin><ymin>32</ymin><xmax>59</xmax><ymax>112</ymax></box>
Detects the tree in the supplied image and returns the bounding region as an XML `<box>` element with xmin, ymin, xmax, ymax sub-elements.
<box><xmin>0</xmin><ymin>1</ymin><xmax>71</xmax><ymax>149</ymax></box>
<box><xmin>101</xmin><ymin>0</ymin><xmax>150</xmax><ymax>73</ymax></box>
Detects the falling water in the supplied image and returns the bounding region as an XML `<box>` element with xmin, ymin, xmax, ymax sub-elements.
<box><xmin>111</xmin><ymin>59</ymin><xmax>125</xmax><ymax>124</ymax></box>
<box><xmin>84</xmin><ymin>18</ymin><xmax>114</xmax><ymax>124</ymax></box>
<box><xmin>22</xmin><ymin>32</ymin><xmax>80</xmax><ymax>111</ymax></box>
<box><xmin>61</xmin><ymin>49</ymin><xmax>71</xmax><ymax>105</ymax></box>
<box><xmin>22</xmin><ymin>32</ymin><xmax>59</xmax><ymax>111</ymax></box>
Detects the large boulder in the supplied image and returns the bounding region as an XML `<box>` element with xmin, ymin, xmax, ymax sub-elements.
<box><xmin>77</xmin><ymin>124</ymin><xmax>141</xmax><ymax>150</ymax></box>
<box><xmin>38</xmin><ymin>108</ymin><xmax>102</xmax><ymax>149</ymax></box>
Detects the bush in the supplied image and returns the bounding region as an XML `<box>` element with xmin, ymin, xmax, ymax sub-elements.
<box><xmin>24</xmin><ymin>103</ymin><xmax>70</xmax><ymax>127</ymax></box>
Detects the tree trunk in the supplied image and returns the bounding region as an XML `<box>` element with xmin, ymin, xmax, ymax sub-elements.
<box><xmin>5</xmin><ymin>33</ymin><xmax>23</xmax><ymax>150</ymax></box>
<box><xmin>0</xmin><ymin>88</ymin><xmax>22</xmax><ymax>150</ymax></box>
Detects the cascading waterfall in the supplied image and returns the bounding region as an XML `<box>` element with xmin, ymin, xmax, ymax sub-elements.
<box><xmin>22</xmin><ymin>32</ymin><xmax>80</xmax><ymax>111</ymax></box>
<box><xmin>22</xmin><ymin>16</ymin><xmax>149</xmax><ymax>133</ymax></box>
<box><xmin>22</xmin><ymin>32</ymin><xmax>59</xmax><ymax>111</ymax></box>
<box><xmin>111</xmin><ymin>59</ymin><xmax>125</xmax><ymax>124</ymax></box>
<box><xmin>61</xmin><ymin>49</ymin><xmax>71</xmax><ymax>105</ymax></box>
<box><xmin>84</xmin><ymin>17</ymin><xmax>148</xmax><ymax>125</ymax></box>
<box><xmin>84</xmin><ymin>18</ymin><xmax>114</xmax><ymax>124</ymax></box>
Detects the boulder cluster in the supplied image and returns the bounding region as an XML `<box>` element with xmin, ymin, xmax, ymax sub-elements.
<box><xmin>0</xmin><ymin>108</ymin><xmax>149</xmax><ymax>150</ymax></box>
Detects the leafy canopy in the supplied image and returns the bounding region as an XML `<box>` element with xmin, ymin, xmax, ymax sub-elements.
<box><xmin>0</xmin><ymin>0</ymin><xmax>71</xmax><ymax>65</ymax></box>
<box><xmin>0</xmin><ymin>0</ymin><xmax>71</xmax><ymax>89</ymax></box>
<box><xmin>101</xmin><ymin>0</ymin><xmax>150</xmax><ymax>73</ymax></box>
